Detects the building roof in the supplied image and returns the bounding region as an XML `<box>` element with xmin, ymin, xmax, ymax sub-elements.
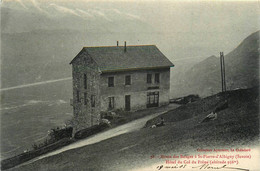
<box><xmin>70</xmin><ymin>45</ymin><xmax>174</xmax><ymax>72</ymax></box>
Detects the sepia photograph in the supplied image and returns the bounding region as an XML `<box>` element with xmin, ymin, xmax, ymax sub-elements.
<box><xmin>0</xmin><ymin>0</ymin><xmax>259</xmax><ymax>170</ymax></box>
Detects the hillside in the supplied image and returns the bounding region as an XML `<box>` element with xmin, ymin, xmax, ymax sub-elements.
<box><xmin>1</xmin><ymin>30</ymin><xmax>83</xmax><ymax>88</ymax></box>
<box><xmin>1</xmin><ymin>30</ymin><xmax>157</xmax><ymax>88</ymax></box>
<box><xmin>171</xmin><ymin>31</ymin><xmax>259</xmax><ymax>97</ymax></box>
<box><xmin>10</xmin><ymin>87</ymin><xmax>259</xmax><ymax>171</ymax></box>
<box><xmin>1</xmin><ymin>5</ymin><xmax>154</xmax><ymax>88</ymax></box>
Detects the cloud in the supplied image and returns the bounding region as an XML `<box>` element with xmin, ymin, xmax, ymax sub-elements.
<box><xmin>104</xmin><ymin>8</ymin><xmax>142</xmax><ymax>22</ymax></box>
<box><xmin>30</xmin><ymin>0</ymin><xmax>40</xmax><ymax>10</ymax></box>
<box><xmin>49</xmin><ymin>3</ymin><xmax>81</xmax><ymax>17</ymax></box>
<box><xmin>30</xmin><ymin>0</ymin><xmax>49</xmax><ymax>14</ymax></box>
<box><xmin>15</xmin><ymin>0</ymin><xmax>28</xmax><ymax>9</ymax></box>
<box><xmin>89</xmin><ymin>9</ymin><xmax>105</xmax><ymax>16</ymax></box>
<box><xmin>88</xmin><ymin>9</ymin><xmax>113</xmax><ymax>22</ymax></box>
<box><xmin>125</xmin><ymin>13</ymin><xmax>142</xmax><ymax>21</ymax></box>
<box><xmin>110</xmin><ymin>9</ymin><xmax>121</xmax><ymax>14</ymax></box>
<box><xmin>76</xmin><ymin>8</ymin><xmax>94</xmax><ymax>18</ymax></box>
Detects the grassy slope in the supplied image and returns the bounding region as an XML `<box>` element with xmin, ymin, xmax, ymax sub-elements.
<box><xmin>10</xmin><ymin>87</ymin><xmax>259</xmax><ymax>171</ymax></box>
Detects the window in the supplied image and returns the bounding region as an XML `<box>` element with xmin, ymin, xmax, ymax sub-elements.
<box><xmin>155</xmin><ymin>73</ymin><xmax>160</xmax><ymax>83</ymax></box>
<box><xmin>84</xmin><ymin>93</ymin><xmax>87</xmax><ymax>105</ymax></box>
<box><xmin>147</xmin><ymin>74</ymin><xmax>152</xmax><ymax>84</ymax></box>
<box><xmin>125</xmin><ymin>75</ymin><xmax>131</xmax><ymax>85</ymax></box>
<box><xmin>77</xmin><ymin>90</ymin><xmax>80</xmax><ymax>103</ymax></box>
<box><xmin>91</xmin><ymin>95</ymin><xmax>95</xmax><ymax>107</ymax></box>
<box><xmin>108</xmin><ymin>77</ymin><xmax>114</xmax><ymax>87</ymax></box>
<box><xmin>108</xmin><ymin>97</ymin><xmax>115</xmax><ymax>109</ymax></box>
<box><xmin>147</xmin><ymin>91</ymin><xmax>159</xmax><ymax>108</ymax></box>
<box><xmin>84</xmin><ymin>74</ymin><xmax>87</xmax><ymax>89</ymax></box>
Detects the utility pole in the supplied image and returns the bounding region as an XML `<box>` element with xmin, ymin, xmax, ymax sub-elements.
<box><xmin>220</xmin><ymin>52</ymin><xmax>227</xmax><ymax>101</ymax></box>
<box><xmin>220</xmin><ymin>52</ymin><xmax>226</xmax><ymax>92</ymax></box>
<box><xmin>220</xmin><ymin>52</ymin><xmax>224</xmax><ymax>92</ymax></box>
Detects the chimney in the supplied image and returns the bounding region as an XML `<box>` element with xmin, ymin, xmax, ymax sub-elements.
<box><xmin>117</xmin><ymin>41</ymin><xmax>119</xmax><ymax>47</ymax></box>
<box><xmin>124</xmin><ymin>41</ymin><xmax>126</xmax><ymax>52</ymax></box>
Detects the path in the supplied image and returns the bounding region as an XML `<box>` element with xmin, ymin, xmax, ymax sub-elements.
<box><xmin>17</xmin><ymin>104</ymin><xmax>179</xmax><ymax>167</ymax></box>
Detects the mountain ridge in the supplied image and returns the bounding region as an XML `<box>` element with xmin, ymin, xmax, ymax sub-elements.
<box><xmin>171</xmin><ymin>30</ymin><xmax>259</xmax><ymax>97</ymax></box>
<box><xmin>1</xmin><ymin>5</ymin><xmax>153</xmax><ymax>34</ymax></box>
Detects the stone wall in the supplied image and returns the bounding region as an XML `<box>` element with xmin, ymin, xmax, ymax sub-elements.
<box><xmin>71</xmin><ymin>51</ymin><xmax>101</xmax><ymax>131</ymax></box>
<box><xmin>100</xmin><ymin>68</ymin><xmax>170</xmax><ymax>112</ymax></box>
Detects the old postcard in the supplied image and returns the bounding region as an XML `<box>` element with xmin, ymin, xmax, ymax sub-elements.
<box><xmin>0</xmin><ymin>0</ymin><xmax>259</xmax><ymax>170</ymax></box>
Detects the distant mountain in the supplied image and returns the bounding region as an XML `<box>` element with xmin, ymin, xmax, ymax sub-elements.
<box><xmin>1</xmin><ymin>29</ymin><xmax>159</xmax><ymax>88</ymax></box>
<box><xmin>1</xmin><ymin>5</ymin><xmax>153</xmax><ymax>33</ymax></box>
<box><xmin>171</xmin><ymin>31</ymin><xmax>259</xmax><ymax>97</ymax></box>
<box><xmin>1</xmin><ymin>2</ymin><xmax>155</xmax><ymax>88</ymax></box>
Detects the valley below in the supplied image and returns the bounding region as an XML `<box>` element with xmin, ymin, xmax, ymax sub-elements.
<box><xmin>0</xmin><ymin>79</ymin><xmax>73</xmax><ymax>159</ymax></box>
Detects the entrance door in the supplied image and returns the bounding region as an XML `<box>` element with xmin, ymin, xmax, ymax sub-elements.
<box><xmin>125</xmin><ymin>95</ymin><xmax>131</xmax><ymax>111</ymax></box>
<box><xmin>147</xmin><ymin>91</ymin><xmax>159</xmax><ymax>108</ymax></box>
<box><xmin>90</xmin><ymin>115</ymin><xmax>93</xmax><ymax>126</ymax></box>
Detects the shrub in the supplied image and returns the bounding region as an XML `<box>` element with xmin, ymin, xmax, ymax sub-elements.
<box><xmin>74</xmin><ymin>123</ymin><xmax>110</xmax><ymax>139</ymax></box>
<box><xmin>170</xmin><ymin>94</ymin><xmax>200</xmax><ymax>104</ymax></box>
<box><xmin>115</xmin><ymin>118</ymin><xmax>127</xmax><ymax>124</ymax></box>
<box><xmin>49</xmin><ymin>126</ymin><xmax>73</xmax><ymax>142</ymax></box>
<box><xmin>32</xmin><ymin>143</ymin><xmax>38</xmax><ymax>150</ymax></box>
<box><xmin>31</xmin><ymin>126</ymin><xmax>73</xmax><ymax>151</ymax></box>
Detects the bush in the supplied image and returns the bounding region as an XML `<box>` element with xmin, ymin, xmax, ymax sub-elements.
<box><xmin>49</xmin><ymin>126</ymin><xmax>73</xmax><ymax>142</ymax></box>
<box><xmin>170</xmin><ymin>94</ymin><xmax>200</xmax><ymax>104</ymax></box>
<box><xmin>74</xmin><ymin>123</ymin><xmax>110</xmax><ymax>139</ymax></box>
<box><xmin>114</xmin><ymin>108</ymin><xmax>130</xmax><ymax>116</ymax></box>
<box><xmin>31</xmin><ymin>126</ymin><xmax>73</xmax><ymax>151</ymax></box>
<box><xmin>114</xmin><ymin>118</ymin><xmax>127</xmax><ymax>124</ymax></box>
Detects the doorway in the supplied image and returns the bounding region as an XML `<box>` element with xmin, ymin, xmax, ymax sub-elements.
<box><xmin>147</xmin><ymin>91</ymin><xmax>159</xmax><ymax>108</ymax></box>
<box><xmin>125</xmin><ymin>95</ymin><xmax>131</xmax><ymax>111</ymax></box>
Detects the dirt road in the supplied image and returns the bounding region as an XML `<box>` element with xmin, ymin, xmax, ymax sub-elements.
<box><xmin>17</xmin><ymin>104</ymin><xmax>179</xmax><ymax>168</ymax></box>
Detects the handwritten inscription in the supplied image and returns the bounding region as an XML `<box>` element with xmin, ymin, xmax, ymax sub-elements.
<box><xmin>151</xmin><ymin>148</ymin><xmax>252</xmax><ymax>171</ymax></box>
<box><xmin>156</xmin><ymin>164</ymin><xmax>249</xmax><ymax>171</ymax></box>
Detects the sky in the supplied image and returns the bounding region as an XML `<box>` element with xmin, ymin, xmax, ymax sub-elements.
<box><xmin>1</xmin><ymin>0</ymin><xmax>259</xmax><ymax>59</ymax></box>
